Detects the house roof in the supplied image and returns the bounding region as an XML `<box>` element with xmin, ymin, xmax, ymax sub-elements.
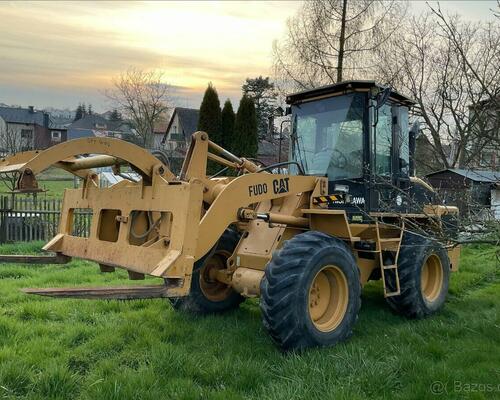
<box><xmin>165</xmin><ymin>108</ymin><xmax>200</xmax><ymax>141</ymax></box>
<box><xmin>154</xmin><ymin>121</ymin><xmax>168</xmax><ymax>134</ymax></box>
<box><xmin>69</xmin><ymin>114</ymin><xmax>114</xmax><ymax>130</ymax></box>
<box><xmin>0</xmin><ymin>106</ymin><xmax>46</xmax><ymax>126</ymax></box>
<box><xmin>426</xmin><ymin>168</ymin><xmax>500</xmax><ymax>183</ymax></box>
<box><xmin>67</xmin><ymin>128</ymin><xmax>96</xmax><ymax>140</ymax></box>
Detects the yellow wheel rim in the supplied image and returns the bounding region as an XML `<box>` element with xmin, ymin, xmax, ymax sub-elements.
<box><xmin>308</xmin><ymin>265</ymin><xmax>349</xmax><ymax>332</ymax></box>
<box><xmin>421</xmin><ymin>254</ymin><xmax>444</xmax><ymax>303</ymax></box>
<box><xmin>199</xmin><ymin>250</ymin><xmax>233</xmax><ymax>302</ymax></box>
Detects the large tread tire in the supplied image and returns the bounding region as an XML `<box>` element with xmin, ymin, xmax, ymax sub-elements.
<box><xmin>386</xmin><ymin>232</ymin><xmax>450</xmax><ymax>318</ymax></box>
<box><xmin>260</xmin><ymin>231</ymin><xmax>361</xmax><ymax>351</ymax></box>
<box><xmin>169</xmin><ymin>229</ymin><xmax>244</xmax><ymax>314</ymax></box>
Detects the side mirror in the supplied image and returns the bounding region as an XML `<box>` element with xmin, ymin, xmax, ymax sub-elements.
<box><xmin>274</xmin><ymin>106</ymin><xmax>284</xmax><ymax>117</ymax></box>
<box><xmin>408</xmin><ymin>121</ymin><xmax>419</xmax><ymax>176</ymax></box>
<box><xmin>268</xmin><ymin>116</ymin><xmax>274</xmax><ymax>136</ymax></box>
<box><xmin>410</xmin><ymin>121</ymin><xmax>421</xmax><ymax>138</ymax></box>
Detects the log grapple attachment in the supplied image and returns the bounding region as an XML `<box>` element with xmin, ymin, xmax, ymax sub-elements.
<box><xmin>0</xmin><ymin>133</ymin><xmax>318</xmax><ymax>299</ymax></box>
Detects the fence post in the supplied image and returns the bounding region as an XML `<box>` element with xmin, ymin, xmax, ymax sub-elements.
<box><xmin>0</xmin><ymin>196</ymin><xmax>6</xmax><ymax>244</ymax></box>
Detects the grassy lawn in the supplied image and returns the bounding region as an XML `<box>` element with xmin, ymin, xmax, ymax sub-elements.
<box><xmin>0</xmin><ymin>243</ymin><xmax>498</xmax><ymax>399</ymax></box>
<box><xmin>0</xmin><ymin>181</ymin><xmax>74</xmax><ymax>200</ymax></box>
<box><xmin>0</xmin><ymin>167</ymin><xmax>75</xmax><ymax>199</ymax></box>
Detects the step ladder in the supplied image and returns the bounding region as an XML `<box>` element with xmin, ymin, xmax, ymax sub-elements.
<box><xmin>375</xmin><ymin>220</ymin><xmax>404</xmax><ymax>298</ymax></box>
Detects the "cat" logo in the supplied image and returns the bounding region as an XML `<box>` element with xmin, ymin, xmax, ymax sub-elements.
<box><xmin>272</xmin><ymin>178</ymin><xmax>290</xmax><ymax>194</ymax></box>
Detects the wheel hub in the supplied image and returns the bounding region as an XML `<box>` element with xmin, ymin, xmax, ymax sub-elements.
<box><xmin>421</xmin><ymin>254</ymin><xmax>444</xmax><ymax>302</ymax></box>
<box><xmin>308</xmin><ymin>265</ymin><xmax>349</xmax><ymax>332</ymax></box>
<box><xmin>199</xmin><ymin>251</ymin><xmax>233</xmax><ymax>302</ymax></box>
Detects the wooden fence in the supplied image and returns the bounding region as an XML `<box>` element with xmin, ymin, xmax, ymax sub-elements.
<box><xmin>0</xmin><ymin>196</ymin><xmax>92</xmax><ymax>243</ymax></box>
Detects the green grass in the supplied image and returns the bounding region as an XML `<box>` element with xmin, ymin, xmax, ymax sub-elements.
<box><xmin>0</xmin><ymin>166</ymin><xmax>76</xmax><ymax>199</ymax></box>
<box><xmin>0</xmin><ymin>243</ymin><xmax>498</xmax><ymax>399</ymax></box>
<box><xmin>0</xmin><ymin>180</ymin><xmax>74</xmax><ymax>199</ymax></box>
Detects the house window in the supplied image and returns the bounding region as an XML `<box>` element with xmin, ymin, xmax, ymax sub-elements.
<box><xmin>51</xmin><ymin>131</ymin><xmax>61</xmax><ymax>142</ymax></box>
<box><xmin>21</xmin><ymin>129</ymin><xmax>32</xmax><ymax>139</ymax></box>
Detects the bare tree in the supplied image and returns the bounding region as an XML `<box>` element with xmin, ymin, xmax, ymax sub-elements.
<box><xmin>0</xmin><ymin>123</ymin><xmax>32</xmax><ymax>193</ymax></box>
<box><xmin>273</xmin><ymin>0</ymin><xmax>407</xmax><ymax>93</ymax></box>
<box><xmin>106</xmin><ymin>69</ymin><xmax>170</xmax><ymax>148</ymax></box>
<box><xmin>378</xmin><ymin>6</ymin><xmax>500</xmax><ymax>169</ymax></box>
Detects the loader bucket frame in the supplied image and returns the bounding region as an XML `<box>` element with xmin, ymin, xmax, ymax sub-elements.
<box><xmin>0</xmin><ymin>134</ymin><xmax>319</xmax><ymax>298</ymax></box>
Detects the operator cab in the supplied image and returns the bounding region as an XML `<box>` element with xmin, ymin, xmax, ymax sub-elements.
<box><xmin>286</xmin><ymin>80</ymin><xmax>428</xmax><ymax>218</ymax></box>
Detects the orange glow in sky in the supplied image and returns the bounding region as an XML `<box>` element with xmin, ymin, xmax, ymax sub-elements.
<box><xmin>0</xmin><ymin>1</ymin><xmax>495</xmax><ymax>110</ymax></box>
<box><xmin>0</xmin><ymin>1</ymin><xmax>299</xmax><ymax>109</ymax></box>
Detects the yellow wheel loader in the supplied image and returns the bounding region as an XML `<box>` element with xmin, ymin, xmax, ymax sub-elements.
<box><xmin>0</xmin><ymin>81</ymin><xmax>460</xmax><ymax>351</ymax></box>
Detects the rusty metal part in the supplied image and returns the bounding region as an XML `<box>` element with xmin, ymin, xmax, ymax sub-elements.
<box><xmin>0</xmin><ymin>254</ymin><xmax>70</xmax><ymax>264</ymax></box>
<box><xmin>99</xmin><ymin>264</ymin><xmax>115</xmax><ymax>272</ymax></box>
<box><xmin>22</xmin><ymin>285</ymin><xmax>171</xmax><ymax>300</ymax></box>
<box><xmin>231</xmin><ymin>267</ymin><xmax>264</xmax><ymax>297</ymax></box>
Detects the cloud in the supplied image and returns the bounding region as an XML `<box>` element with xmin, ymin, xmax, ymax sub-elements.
<box><xmin>0</xmin><ymin>1</ymin><xmax>296</xmax><ymax>110</ymax></box>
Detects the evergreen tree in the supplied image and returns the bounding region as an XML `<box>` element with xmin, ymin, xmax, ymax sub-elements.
<box><xmin>81</xmin><ymin>103</ymin><xmax>87</xmax><ymax>117</ymax></box>
<box><xmin>73</xmin><ymin>104</ymin><xmax>84</xmax><ymax>121</ymax></box>
<box><xmin>87</xmin><ymin>104</ymin><xmax>93</xmax><ymax>115</ymax></box>
<box><xmin>220</xmin><ymin>99</ymin><xmax>235</xmax><ymax>151</ymax></box>
<box><xmin>197</xmin><ymin>83</ymin><xmax>222</xmax><ymax>144</ymax></box>
<box><xmin>109</xmin><ymin>109</ymin><xmax>123</xmax><ymax>122</ymax></box>
<box><xmin>242</xmin><ymin>76</ymin><xmax>276</xmax><ymax>138</ymax></box>
<box><xmin>234</xmin><ymin>95</ymin><xmax>258</xmax><ymax>158</ymax></box>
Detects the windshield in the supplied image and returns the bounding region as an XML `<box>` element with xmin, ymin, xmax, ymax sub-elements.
<box><xmin>290</xmin><ymin>93</ymin><xmax>365</xmax><ymax>181</ymax></box>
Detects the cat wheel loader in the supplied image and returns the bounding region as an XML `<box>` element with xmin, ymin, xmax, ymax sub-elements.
<box><xmin>0</xmin><ymin>81</ymin><xmax>460</xmax><ymax>351</ymax></box>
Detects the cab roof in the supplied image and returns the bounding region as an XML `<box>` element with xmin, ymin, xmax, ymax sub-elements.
<box><xmin>285</xmin><ymin>80</ymin><xmax>415</xmax><ymax>106</ymax></box>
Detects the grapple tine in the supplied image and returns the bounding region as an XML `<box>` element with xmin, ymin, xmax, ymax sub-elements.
<box><xmin>22</xmin><ymin>285</ymin><xmax>170</xmax><ymax>300</ymax></box>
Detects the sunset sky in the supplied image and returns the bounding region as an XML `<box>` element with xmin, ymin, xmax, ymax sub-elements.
<box><xmin>0</xmin><ymin>1</ymin><xmax>497</xmax><ymax>112</ymax></box>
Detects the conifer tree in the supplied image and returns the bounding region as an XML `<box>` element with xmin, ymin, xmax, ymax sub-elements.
<box><xmin>74</xmin><ymin>104</ymin><xmax>84</xmax><ymax>121</ymax></box>
<box><xmin>220</xmin><ymin>99</ymin><xmax>235</xmax><ymax>151</ymax></box>
<box><xmin>234</xmin><ymin>95</ymin><xmax>258</xmax><ymax>158</ymax></box>
<box><xmin>197</xmin><ymin>83</ymin><xmax>222</xmax><ymax>144</ymax></box>
<box><xmin>109</xmin><ymin>109</ymin><xmax>123</xmax><ymax>122</ymax></box>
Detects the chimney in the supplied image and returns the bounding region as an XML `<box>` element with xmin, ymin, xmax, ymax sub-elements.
<box><xmin>43</xmin><ymin>113</ymin><xmax>49</xmax><ymax>128</ymax></box>
<box><xmin>28</xmin><ymin>106</ymin><xmax>34</xmax><ymax>113</ymax></box>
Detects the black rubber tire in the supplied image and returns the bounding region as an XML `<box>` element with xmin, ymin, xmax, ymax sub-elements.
<box><xmin>385</xmin><ymin>232</ymin><xmax>450</xmax><ymax>318</ymax></box>
<box><xmin>169</xmin><ymin>229</ymin><xmax>244</xmax><ymax>313</ymax></box>
<box><xmin>260</xmin><ymin>231</ymin><xmax>361</xmax><ymax>351</ymax></box>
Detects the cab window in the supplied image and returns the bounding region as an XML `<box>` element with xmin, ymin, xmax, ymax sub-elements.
<box><xmin>375</xmin><ymin>104</ymin><xmax>392</xmax><ymax>176</ymax></box>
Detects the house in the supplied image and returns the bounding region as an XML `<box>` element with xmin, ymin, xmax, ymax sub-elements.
<box><xmin>161</xmin><ymin>107</ymin><xmax>199</xmax><ymax>150</ymax></box>
<box><xmin>158</xmin><ymin>108</ymin><xmax>199</xmax><ymax>173</ymax></box>
<box><xmin>258</xmin><ymin>138</ymin><xmax>290</xmax><ymax>167</ymax></box>
<box><xmin>426</xmin><ymin>168</ymin><xmax>500</xmax><ymax>220</ymax></box>
<box><xmin>153</xmin><ymin>119</ymin><xmax>168</xmax><ymax>149</ymax></box>
<box><xmin>0</xmin><ymin>106</ymin><xmax>67</xmax><ymax>153</ymax></box>
<box><xmin>67</xmin><ymin>114</ymin><xmax>125</xmax><ymax>140</ymax></box>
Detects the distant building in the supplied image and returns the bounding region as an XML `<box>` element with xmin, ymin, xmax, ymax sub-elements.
<box><xmin>0</xmin><ymin>105</ymin><xmax>67</xmax><ymax>152</ymax></box>
<box><xmin>161</xmin><ymin>107</ymin><xmax>200</xmax><ymax>151</ymax></box>
<box><xmin>258</xmin><ymin>138</ymin><xmax>290</xmax><ymax>167</ymax></box>
<box><xmin>67</xmin><ymin>114</ymin><xmax>130</xmax><ymax>140</ymax></box>
<box><xmin>157</xmin><ymin>108</ymin><xmax>199</xmax><ymax>173</ymax></box>
<box><xmin>153</xmin><ymin>119</ymin><xmax>168</xmax><ymax>149</ymax></box>
<box><xmin>426</xmin><ymin>168</ymin><xmax>500</xmax><ymax>220</ymax></box>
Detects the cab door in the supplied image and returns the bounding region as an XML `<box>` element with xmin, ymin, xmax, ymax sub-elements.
<box><xmin>370</xmin><ymin>103</ymin><xmax>410</xmax><ymax>213</ymax></box>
